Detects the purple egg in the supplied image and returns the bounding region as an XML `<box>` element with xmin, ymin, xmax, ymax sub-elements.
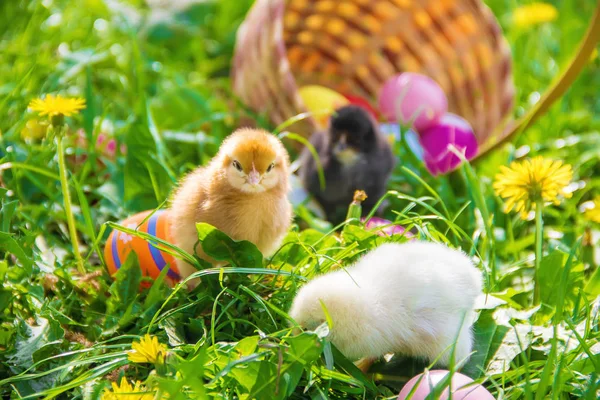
<box><xmin>378</xmin><ymin>73</ymin><xmax>448</xmax><ymax>131</ymax></box>
<box><xmin>398</xmin><ymin>370</ymin><xmax>495</xmax><ymax>400</ymax></box>
<box><xmin>419</xmin><ymin>113</ymin><xmax>478</xmax><ymax>175</ymax></box>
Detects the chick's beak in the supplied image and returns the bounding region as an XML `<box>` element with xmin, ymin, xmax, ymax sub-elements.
<box><xmin>247</xmin><ymin>169</ymin><xmax>261</xmax><ymax>186</ymax></box>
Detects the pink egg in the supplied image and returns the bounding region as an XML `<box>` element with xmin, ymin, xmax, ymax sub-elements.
<box><xmin>378</xmin><ymin>73</ymin><xmax>448</xmax><ymax>131</ymax></box>
<box><xmin>419</xmin><ymin>113</ymin><xmax>478</xmax><ymax>175</ymax></box>
<box><xmin>361</xmin><ymin>217</ymin><xmax>413</xmax><ymax>238</ymax></box>
<box><xmin>398</xmin><ymin>370</ymin><xmax>495</xmax><ymax>400</ymax></box>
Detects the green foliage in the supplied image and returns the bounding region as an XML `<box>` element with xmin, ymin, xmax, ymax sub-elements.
<box><xmin>196</xmin><ymin>223</ymin><xmax>263</xmax><ymax>269</ymax></box>
<box><xmin>1</xmin><ymin>0</ymin><xmax>599</xmax><ymax>398</ymax></box>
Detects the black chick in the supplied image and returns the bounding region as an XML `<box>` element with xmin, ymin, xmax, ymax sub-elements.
<box><xmin>299</xmin><ymin>105</ymin><xmax>395</xmax><ymax>224</ymax></box>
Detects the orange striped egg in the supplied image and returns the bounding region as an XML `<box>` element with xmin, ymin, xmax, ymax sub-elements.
<box><xmin>104</xmin><ymin>210</ymin><xmax>180</xmax><ymax>283</ymax></box>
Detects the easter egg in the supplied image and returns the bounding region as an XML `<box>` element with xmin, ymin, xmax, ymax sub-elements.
<box><xmin>362</xmin><ymin>217</ymin><xmax>413</xmax><ymax>238</ymax></box>
<box><xmin>298</xmin><ymin>85</ymin><xmax>349</xmax><ymax>128</ymax></box>
<box><xmin>344</xmin><ymin>94</ymin><xmax>379</xmax><ymax>120</ymax></box>
<box><xmin>104</xmin><ymin>210</ymin><xmax>180</xmax><ymax>283</ymax></box>
<box><xmin>398</xmin><ymin>370</ymin><xmax>495</xmax><ymax>400</ymax></box>
<box><xmin>378</xmin><ymin>72</ymin><xmax>447</xmax><ymax>131</ymax></box>
<box><xmin>419</xmin><ymin>113</ymin><xmax>478</xmax><ymax>176</ymax></box>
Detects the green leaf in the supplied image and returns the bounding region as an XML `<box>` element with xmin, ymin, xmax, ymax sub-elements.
<box><xmin>0</xmin><ymin>231</ymin><xmax>33</xmax><ymax>273</ymax></box>
<box><xmin>277</xmin><ymin>363</ymin><xmax>304</xmax><ymax>399</ymax></box>
<box><xmin>108</xmin><ymin>252</ymin><xmax>142</xmax><ymax>314</ymax></box>
<box><xmin>0</xmin><ymin>288</ymin><xmax>11</xmax><ymax>313</ymax></box>
<box><xmin>341</xmin><ymin>224</ymin><xmax>379</xmax><ymax>248</ymax></box>
<box><xmin>1</xmin><ymin>199</ymin><xmax>18</xmax><ymax>232</ymax></box>
<box><xmin>235</xmin><ymin>335</ymin><xmax>259</xmax><ymax>357</ymax></box>
<box><xmin>323</xmin><ymin>345</ymin><xmax>378</xmax><ymax>393</ymax></box>
<box><xmin>538</xmin><ymin>251</ymin><xmax>566</xmax><ymax>308</ymax></box>
<box><xmin>156</xmin><ymin>349</ymin><xmax>208</xmax><ymax>399</ymax></box>
<box><xmin>0</xmin><ymin>322</ymin><xmax>15</xmax><ymax>347</ymax></box>
<box><xmin>143</xmin><ymin>262</ymin><xmax>170</xmax><ymax>309</ymax></box>
<box><xmin>284</xmin><ymin>332</ymin><xmax>323</xmax><ymax>367</ymax></box>
<box><xmin>123</xmin><ymin>119</ymin><xmax>172</xmax><ymax>208</ymax></box>
<box><xmin>248</xmin><ymin>361</ymin><xmax>279</xmax><ymax>399</ymax></box>
<box><xmin>0</xmin><ymin>260</ymin><xmax>7</xmax><ymax>282</ymax></box>
<box><xmin>584</xmin><ymin>266</ymin><xmax>600</xmax><ymax>299</ymax></box>
<box><xmin>159</xmin><ymin>317</ymin><xmax>187</xmax><ymax>348</ymax></box>
<box><xmin>486</xmin><ymin>321</ymin><xmax>536</xmax><ymax>375</ymax></box>
<box><xmin>536</xmin><ymin>250</ymin><xmax>585</xmax><ymax>321</ymax></box>
<box><xmin>462</xmin><ymin>309</ymin><xmax>509</xmax><ymax>379</ymax></box>
<box><xmin>7</xmin><ymin>317</ymin><xmax>65</xmax><ymax>371</ymax></box>
<box><xmin>228</xmin><ymin>359</ymin><xmax>264</xmax><ymax>394</ymax></box>
<box><xmin>237</xmin><ymin>333</ymin><xmax>325</xmax><ymax>399</ymax></box>
<box><xmin>196</xmin><ymin>222</ymin><xmax>263</xmax><ymax>268</ymax></box>
<box><xmin>176</xmin><ymin>350</ymin><xmax>208</xmax><ymax>396</ymax></box>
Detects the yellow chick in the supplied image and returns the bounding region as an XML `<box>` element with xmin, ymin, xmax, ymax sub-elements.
<box><xmin>170</xmin><ymin>128</ymin><xmax>293</xmax><ymax>280</ymax></box>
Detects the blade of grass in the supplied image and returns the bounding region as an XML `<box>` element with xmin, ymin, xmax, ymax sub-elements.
<box><xmin>279</xmin><ymin>131</ymin><xmax>325</xmax><ymax>190</ymax></box>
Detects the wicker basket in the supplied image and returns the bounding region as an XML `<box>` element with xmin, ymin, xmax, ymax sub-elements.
<box><xmin>232</xmin><ymin>0</ymin><xmax>515</xmax><ymax>154</ymax></box>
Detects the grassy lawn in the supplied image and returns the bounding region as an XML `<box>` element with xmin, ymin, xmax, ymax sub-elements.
<box><xmin>1</xmin><ymin>0</ymin><xmax>599</xmax><ymax>398</ymax></box>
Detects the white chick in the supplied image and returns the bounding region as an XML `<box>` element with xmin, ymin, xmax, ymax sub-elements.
<box><xmin>288</xmin><ymin>241</ymin><xmax>482</xmax><ymax>369</ymax></box>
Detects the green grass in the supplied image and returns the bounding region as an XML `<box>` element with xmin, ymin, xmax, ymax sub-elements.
<box><xmin>1</xmin><ymin>0</ymin><xmax>599</xmax><ymax>398</ymax></box>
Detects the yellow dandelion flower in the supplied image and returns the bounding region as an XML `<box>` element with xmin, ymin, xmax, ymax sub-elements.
<box><xmin>584</xmin><ymin>197</ymin><xmax>600</xmax><ymax>223</ymax></box>
<box><xmin>101</xmin><ymin>377</ymin><xmax>154</xmax><ymax>400</ymax></box>
<box><xmin>128</xmin><ymin>334</ymin><xmax>167</xmax><ymax>364</ymax></box>
<box><xmin>28</xmin><ymin>94</ymin><xmax>86</xmax><ymax>118</ymax></box>
<box><xmin>513</xmin><ymin>2</ymin><xmax>558</xmax><ymax>28</ymax></box>
<box><xmin>493</xmin><ymin>156</ymin><xmax>573</xmax><ymax>219</ymax></box>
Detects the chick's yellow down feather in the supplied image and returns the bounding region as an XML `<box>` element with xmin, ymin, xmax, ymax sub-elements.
<box><xmin>169</xmin><ymin>128</ymin><xmax>293</xmax><ymax>279</ymax></box>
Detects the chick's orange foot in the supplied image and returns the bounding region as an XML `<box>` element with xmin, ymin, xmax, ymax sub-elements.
<box><xmin>355</xmin><ymin>357</ymin><xmax>378</xmax><ymax>374</ymax></box>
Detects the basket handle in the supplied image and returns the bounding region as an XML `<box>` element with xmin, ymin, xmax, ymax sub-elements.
<box><xmin>477</xmin><ymin>3</ymin><xmax>600</xmax><ymax>159</ymax></box>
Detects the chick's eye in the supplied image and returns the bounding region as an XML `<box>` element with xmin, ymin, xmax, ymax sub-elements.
<box><xmin>266</xmin><ymin>162</ymin><xmax>275</xmax><ymax>173</ymax></box>
<box><xmin>232</xmin><ymin>160</ymin><xmax>242</xmax><ymax>171</ymax></box>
